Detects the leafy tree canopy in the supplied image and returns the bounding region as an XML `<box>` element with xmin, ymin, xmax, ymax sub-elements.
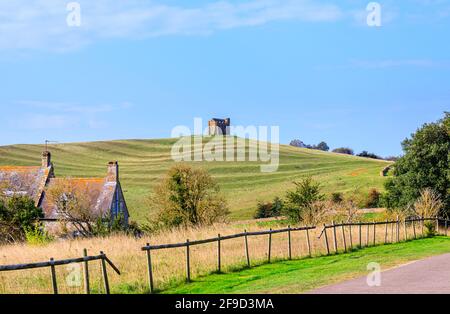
<box><xmin>383</xmin><ymin>112</ymin><xmax>450</xmax><ymax>214</ymax></box>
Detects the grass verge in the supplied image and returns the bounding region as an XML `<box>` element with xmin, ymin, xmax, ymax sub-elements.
<box><xmin>162</xmin><ymin>236</ymin><xmax>450</xmax><ymax>294</ymax></box>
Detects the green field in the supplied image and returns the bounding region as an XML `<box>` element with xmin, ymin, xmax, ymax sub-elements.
<box><xmin>163</xmin><ymin>237</ymin><xmax>450</xmax><ymax>294</ymax></box>
<box><xmin>0</xmin><ymin>137</ymin><xmax>390</xmax><ymax>223</ymax></box>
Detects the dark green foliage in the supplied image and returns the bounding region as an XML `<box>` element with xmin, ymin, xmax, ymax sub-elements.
<box><xmin>149</xmin><ymin>165</ymin><xmax>229</xmax><ymax>230</ymax></box>
<box><xmin>424</xmin><ymin>221</ymin><xmax>437</xmax><ymax>237</ymax></box>
<box><xmin>254</xmin><ymin>197</ymin><xmax>283</xmax><ymax>219</ymax></box>
<box><xmin>283</xmin><ymin>177</ymin><xmax>325</xmax><ymax>224</ymax></box>
<box><xmin>315</xmin><ymin>142</ymin><xmax>330</xmax><ymax>152</ymax></box>
<box><xmin>357</xmin><ymin>151</ymin><xmax>382</xmax><ymax>159</ymax></box>
<box><xmin>0</xmin><ymin>195</ymin><xmax>44</xmax><ymax>243</ymax></box>
<box><xmin>92</xmin><ymin>214</ymin><xmax>141</xmax><ymax>237</ymax></box>
<box><xmin>295</xmin><ymin>141</ymin><xmax>329</xmax><ymax>152</ymax></box>
<box><xmin>289</xmin><ymin>139</ymin><xmax>305</xmax><ymax>148</ymax></box>
<box><xmin>332</xmin><ymin>147</ymin><xmax>354</xmax><ymax>155</ymax></box>
<box><xmin>383</xmin><ymin>113</ymin><xmax>450</xmax><ymax>214</ymax></box>
<box><xmin>331</xmin><ymin>192</ymin><xmax>344</xmax><ymax>204</ymax></box>
<box><xmin>366</xmin><ymin>188</ymin><xmax>381</xmax><ymax>208</ymax></box>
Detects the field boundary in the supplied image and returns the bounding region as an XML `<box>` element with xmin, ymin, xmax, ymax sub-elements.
<box><xmin>142</xmin><ymin>217</ymin><xmax>448</xmax><ymax>293</ymax></box>
<box><xmin>0</xmin><ymin>249</ymin><xmax>120</xmax><ymax>294</ymax></box>
<box><xmin>1</xmin><ymin>217</ymin><xmax>448</xmax><ymax>294</ymax></box>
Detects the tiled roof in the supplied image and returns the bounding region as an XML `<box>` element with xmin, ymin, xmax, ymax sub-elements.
<box><xmin>0</xmin><ymin>166</ymin><xmax>52</xmax><ymax>205</ymax></box>
<box><xmin>0</xmin><ymin>154</ymin><xmax>123</xmax><ymax>222</ymax></box>
<box><xmin>40</xmin><ymin>178</ymin><xmax>116</xmax><ymax>219</ymax></box>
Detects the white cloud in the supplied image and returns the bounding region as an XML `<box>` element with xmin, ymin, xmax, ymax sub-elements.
<box><xmin>0</xmin><ymin>0</ymin><xmax>343</xmax><ymax>52</ymax></box>
<box><xmin>17</xmin><ymin>114</ymin><xmax>79</xmax><ymax>130</ymax></box>
<box><xmin>16</xmin><ymin>100</ymin><xmax>132</xmax><ymax>114</ymax></box>
<box><xmin>13</xmin><ymin>100</ymin><xmax>132</xmax><ymax>130</ymax></box>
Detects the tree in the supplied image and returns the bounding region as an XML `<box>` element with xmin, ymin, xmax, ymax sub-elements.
<box><xmin>283</xmin><ymin>177</ymin><xmax>326</xmax><ymax>224</ymax></box>
<box><xmin>358</xmin><ymin>151</ymin><xmax>381</xmax><ymax>159</ymax></box>
<box><xmin>383</xmin><ymin>113</ymin><xmax>450</xmax><ymax>214</ymax></box>
<box><xmin>150</xmin><ymin>165</ymin><xmax>229</xmax><ymax>229</ymax></box>
<box><xmin>46</xmin><ymin>180</ymin><xmax>104</xmax><ymax>237</ymax></box>
<box><xmin>47</xmin><ymin>180</ymin><xmax>131</xmax><ymax>237</ymax></box>
<box><xmin>0</xmin><ymin>195</ymin><xmax>43</xmax><ymax>244</ymax></box>
<box><xmin>332</xmin><ymin>147</ymin><xmax>354</xmax><ymax>155</ymax></box>
<box><xmin>413</xmin><ymin>188</ymin><xmax>444</xmax><ymax>219</ymax></box>
<box><xmin>290</xmin><ymin>139</ymin><xmax>306</xmax><ymax>148</ymax></box>
<box><xmin>316</xmin><ymin>142</ymin><xmax>330</xmax><ymax>152</ymax></box>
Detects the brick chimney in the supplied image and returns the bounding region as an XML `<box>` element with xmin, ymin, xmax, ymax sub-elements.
<box><xmin>42</xmin><ymin>151</ymin><xmax>52</xmax><ymax>168</ymax></box>
<box><xmin>107</xmin><ymin>161</ymin><xmax>119</xmax><ymax>182</ymax></box>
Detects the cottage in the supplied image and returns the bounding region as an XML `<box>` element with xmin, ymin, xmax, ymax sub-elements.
<box><xmin>0</xmin><ymin>151</ymin><xmax>129</xmax><ymax>231</ymax></box>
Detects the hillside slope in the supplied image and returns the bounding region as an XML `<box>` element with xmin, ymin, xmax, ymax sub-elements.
<box><xmin>0</xmin><ymin>137</ymin><xmax>390</xmax><ymax>222</ymax></box>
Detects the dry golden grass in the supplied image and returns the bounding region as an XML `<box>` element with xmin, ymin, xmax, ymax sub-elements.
<box><xmin>0</xmin><ymin>217</ymin><xmax>432</xmax><ymax>294</ymax></box>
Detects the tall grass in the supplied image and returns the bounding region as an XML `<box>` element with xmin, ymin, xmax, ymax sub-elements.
<box><xmin>0</xmin><ymin>217</ymin><xmax>430</xmax><ymax>294</ymax></box>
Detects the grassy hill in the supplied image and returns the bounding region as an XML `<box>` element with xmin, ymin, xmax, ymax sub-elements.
<box><xmin>0</xmin><ymin>137</ymin><xmax>390</xmax><ymax>223</ymax></box>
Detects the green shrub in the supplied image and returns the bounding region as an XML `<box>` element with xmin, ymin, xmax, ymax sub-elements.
<box><xmin>424</xmin><ymin>221</ymin><xmax>437</xmax><ymax>237</ymax></box>
<box><xmin>283</xmin><ymin>177</ymin><xmax>326</xmax><ymax>224</ymax></box>
<box><xmin>332</xmin><ymin>147</ymin><xmax>354</xmax><ymax>155</ymax></box>
<box><xmin>149</xmin><ymin>165</ymin><xmax>229</xmax><ymax>230</ymax></box>
<box><xmin>24</xmin><ymin>224</ymin><xmax>53</xmax><ymax>245</ymax></box>
<box><xmin>91</xmin><ymin>215</ymin><xmax>142</xmax><ymax>237</ymax></box>
<box><xmin>366</xmin><ymin>189</ymin><xmax>381</xmax><ymax>208</ymax></box>
<box><xmin>254</xmin><ymin>197</ymin><xmax>283</xmax><ymax>219</ymax></box>
<box><xmin>0</xmin><ymin>195</ymin><xmax>44</xmax><ymax>243</ymax></box>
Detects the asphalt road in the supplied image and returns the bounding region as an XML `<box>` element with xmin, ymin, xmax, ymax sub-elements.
<box><xmin>310</xmin><ymin>253</ymin><xmax>450</xmax><ymax>294</ymax></box>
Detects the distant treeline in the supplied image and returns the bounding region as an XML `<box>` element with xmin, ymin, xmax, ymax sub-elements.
<box><xmin>289</xmin><ymin>139</ymin><xmax>398</xmax><ymax>161</ymax></box>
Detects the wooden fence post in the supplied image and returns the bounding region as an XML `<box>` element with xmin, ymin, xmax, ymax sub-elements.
<box><xmin>288</xmin><ymin>226</ymin><xmax>292</xmax><ymax>260</ymax></box>
<box><xmin>413</xmin><ymin>219</ymin><xmax>417</xmax><ymax>239</ymax></box>
<box><xmin>366</xmin><ymin>223</ymin><xmax>370</xmax><ymax>247</ymax></box>
<box><xmin>245</xmin><ymin>230</ymin><xmax>250</xmax><ymax>267</ymax></box>
<box><xmin>445</xmin><ymin>220</ymin><xmax>448</xmax><ymax>236</ymax></box>
<box><xmin>373</xmin><ymin>221</ymin><xmax>376</xmax><ymax>246</ymax></box>
<box><xmin>391</xmin><ymin>221</ymin><xmax>394</xmax><ymax>243</ymax></box>
<box><xmin>83</xmin><ymin>249</ymin><xmax>90</xmax><ymax>295</ymax></box>
<box><xmin>359</xmin><ymin>223</ymin><xmax>362</xmax><ymax>248</ymax></box>
<box><xmin>323</xmin><ymin>225</ymin><xmax>330</xmax><ymax>255</ymax></box>
<box><xmin>421</xmin><ymin>217</ymin><xmax>424</xmax><ymax>236</ymax></box>
<box><xmin>404</xmin><ymin>220</ymin><xmax>408</xmax><ymax>241</ymax></box>
<box><xmin>306</xmin><ymin>228</ymin><xmax>312</xmax><ymax>257</ymax></box>
<box><xmin>436</xmin><ymin>217</ymin><xmax>440</xmax><ymax>235</ymax></box>
<box><xmin>349</xmin><ymin>225</ymin><xmax>353</xmax><ymax>249</ymax></box>
<box><xmin>100</xmin><ymin>252</ymin><xmax>110</xmax><ymax>294</ymax></box>
<box><xmin>186</xmin><ymin>240</ymin><xmax>191</xmax><ymax>283</ymax></box>
<box><xmin>341</xmin><ymin>223</ymin><xmax>347</xmax><ymax>253</ymax></box>
<box><xmin>332</xmin><ymin>221</ymin><xmax>338</xmax><ymax>253</ymax></box>
<box><xmin>396</xmin><ymin>216</ymin><xmax>400</xmax><ymax>243</ymax></box>
<box><xmin>217</xmin><ymin>234</ymin><xmax>222</xmax><ymax>273</ymax></box>
<box><xmin>384</xmin><ymin>220</ymin><xmax>388</xmax><ymax>244</ymax></box>
<box><xmin>268</xmin><ymin>229</ymin><xmax>272</xmax><ymax>263</ymax></box>
<box><xmin>49</xmin><ymin>258</ymin><xmax>58</xmax><ymax>295</ymax></box>
<box><xmin>145</xmin><ymin>244</ymin><xmax>154</xmax><ymax>294</ymax></box>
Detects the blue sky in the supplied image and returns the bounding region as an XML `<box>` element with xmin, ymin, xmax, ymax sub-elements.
<box><xmin>0</xmin><ymin>0</ymin><xmax>449</xmax><ymax>156</ymax></box>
